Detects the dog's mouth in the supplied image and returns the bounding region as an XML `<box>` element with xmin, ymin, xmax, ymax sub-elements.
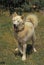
<box><xmin>14</xmin><ymin>24</ymin><xmax>19</xmax><ymax>32</ymax></box>
<box><xmin>14</xmin><ymin>24</ymin><xmax>18</xmax><ymax>29</ymax></box>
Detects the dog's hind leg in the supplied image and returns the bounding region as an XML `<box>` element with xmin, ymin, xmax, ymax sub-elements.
<box><xmin>32</xmin><ymin>32</ymin><xmax>37</xmax><ymax>52</ymax></box>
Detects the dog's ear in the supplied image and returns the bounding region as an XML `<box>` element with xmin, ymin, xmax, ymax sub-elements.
<box><xmin>12</xmin><ymin>12</ymin><xmax>17</xmax><ymax>17</ymax></box>
<box><xmin>21</xmin><ymin>15</ymin><xmax>24</xmax><ymax>19</ymax></box>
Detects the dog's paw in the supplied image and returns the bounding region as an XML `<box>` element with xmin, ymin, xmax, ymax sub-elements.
<box><xmin>15</xmin><ymin>48</ymin><xmax>19</xmax><ymax>52</ymax></box>
<box><xmin>22</xmin><ymin>55</ymin><xmax>26</xmax><ymax>61</ymax></box>
<box><xmin>33</xmin><ymin>48</ymin><xmax>37</xmax><ymax>52</ymax></box>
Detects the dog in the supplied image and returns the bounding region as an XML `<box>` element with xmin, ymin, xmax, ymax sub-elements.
<box><xmin>12</xmin><ymin>12</ymin><xmax>38</xmax><ymax>61</ymax></box>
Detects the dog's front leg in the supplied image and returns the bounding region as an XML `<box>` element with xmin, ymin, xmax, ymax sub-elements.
<box><xmin>18</xmin><ymin>42</ymin><xmax>23</xmax><ymax>54</ymax></box>
<box><xmin>22</xmin><ymin>43</ymin><xmax>27</xmax><ymax>61</ymax></box>
<box><xmin>15</xmin><ymin>42</ymin><xmax>23</xmax><ymax>54</ymax></box>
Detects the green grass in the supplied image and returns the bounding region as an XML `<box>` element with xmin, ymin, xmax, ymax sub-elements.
<box><xmin>0</xmin><ymin>12</ymin><xmax>44</xmax><ymax>65</ymax></box>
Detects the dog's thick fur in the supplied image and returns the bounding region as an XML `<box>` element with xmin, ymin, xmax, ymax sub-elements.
<box><xmin>12</xmin><ymin>12</ymin><xmax>38</xmax><ymax>61</ymax></box>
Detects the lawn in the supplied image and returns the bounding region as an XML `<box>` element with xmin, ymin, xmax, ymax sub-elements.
<box><xmin>0</xmin><ymin>12</ymin><xmax>44</xmax><ymax>65</ymax></box>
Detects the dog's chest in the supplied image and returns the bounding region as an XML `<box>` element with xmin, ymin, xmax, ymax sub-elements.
<box><xmin>18</xmin><ymin>26</ymin><xmax>28</xmax><ymax>38</ymax></box>
<box><xmin>17</xmin><ymin>22</ymin><xmax>33</xmax><ymax>39</ymax></box>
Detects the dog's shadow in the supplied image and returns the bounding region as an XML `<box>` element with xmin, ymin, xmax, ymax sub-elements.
<box><xmin>14</xmin><ymin>44</ymin><xmax>33</xmax><ymax>57</ymax></box>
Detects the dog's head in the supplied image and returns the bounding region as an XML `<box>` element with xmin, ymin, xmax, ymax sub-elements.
<box><xmin>12</xmin><ymin>12</ymin><xmax>24</xmax><ymax>32</ymax></box>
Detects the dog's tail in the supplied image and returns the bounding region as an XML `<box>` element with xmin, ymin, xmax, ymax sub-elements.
<box><xmin>26</xmin><ymin>14</ymin><xmax>39</xmax><ymax>28</ymax></box>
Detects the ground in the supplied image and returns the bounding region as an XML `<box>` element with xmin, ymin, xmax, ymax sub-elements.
<box><xmin>0</xmin><ymin>12</ymin><xmax>44</xmax><ymax>65</ymax></box>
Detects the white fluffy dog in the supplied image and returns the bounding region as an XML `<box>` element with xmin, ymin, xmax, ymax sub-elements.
<box><xmin>12</xmin><ymin>12</ymin><xmax>38</xmax><ymax>61</ymax></box>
